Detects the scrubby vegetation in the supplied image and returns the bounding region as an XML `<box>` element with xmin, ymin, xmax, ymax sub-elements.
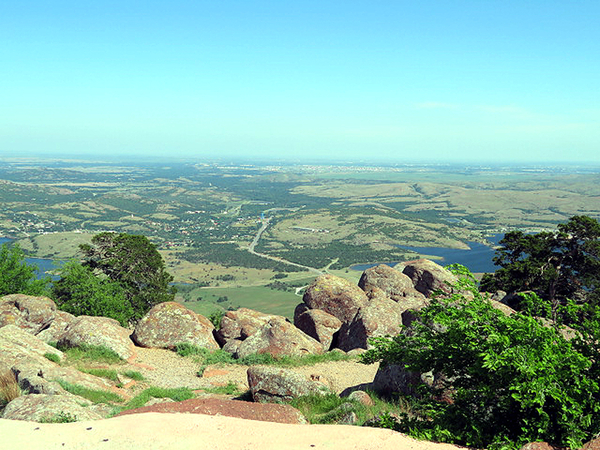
<box><xmin>362</xmin><ymin>264</ymin><xmax>600</xmax><ymax>449</ymax></box>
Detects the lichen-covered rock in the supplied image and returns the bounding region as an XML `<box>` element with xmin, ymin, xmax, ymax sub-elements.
<box><xmin>358</xmin><ymin>264</ymin><xmax>425</xmax><ymax>302</ymax></box>
<box><xmin>132</xmin><ymin>302</ymin><xmax>218</xmax><ymax>350</ymax></box>
<box><xmin>293</xmin><ymin>304</ymin><xmax>342</xmax><ymax>351</ymax></box>
<box><xmin>302</xmin><ymin>274</ymin><xmax>369</xmax><ymax>323</ymax></box>
<box><xmin>35</xmin><ymin>311</ymin><xmax>75</xmax><ymax>343</ymax></box>
<box><xmin>247</xmin><ymin>365</ymin><xmax>332</xmax><ymax>403</ymax></box>
<box><xmin>0</xmin><ymin>325</ymin><xmax>64</xmax><ymax>366</ymax></box>
<box><xmin>215</xmin><ymin>308</ymin><xmax>281</xmax><ymax>345</ymax></box>
<box><xmin>399</xmin><ymin>259</ymin><xmax>458</xmax><ymax>297</ymax></box>
<box><xmin>3</xmin><ymin>394</ymin><xmax>102</xmax><ymax>422</ymax></box>
<box><xmin>57</xmin><ymin>316</ymin><xmax>136</xmax><ymax>360</ymax></box>
<box><xmin>336</xmin><ymin>296</ymin><xmax>413</xmax><ymax>351</ymax></box>
<box><xmin>0</xmin><ymin>294</ymin><xmax>57</xmax><ymax>334</ymax></box>
<box><xmin>237</xmin><ymin>317</ymin><xmax>324</xmax><ymax>359</ymax></box>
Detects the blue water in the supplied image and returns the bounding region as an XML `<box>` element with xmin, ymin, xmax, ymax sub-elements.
<box><xmin>352</xmin><ymin>234</ymin><xmax>504</xmax><ymax>274</ymax></box>
<box><xmin>0</xmin><ymin>237</ymin><xmax>62</xmax><ymax>279</ymax></box>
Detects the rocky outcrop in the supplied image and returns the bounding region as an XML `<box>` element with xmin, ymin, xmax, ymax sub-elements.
<box><xmin>358</xmin><ymin>264</ymin><xmax>425</xmax><ymax>301</ymax></box>
<box><xmin>132</xmin><ymin>302</ymin><xmax>218</xmax><ymax>350</ymax></box>
<box><xmin>116</xmin><ymin>397</ymin><xmax>307</xmax><ymax>424</ymax></box>
<box><xmin>303</xmin><ymin>274</ymin><xmax>369</xmax><ymax>323</ymax></box>
<box><xmin>2</xmin><ymin>394</ymin><xmax>102</xmax><ymax>422</ymax></box>
<box><xmin>372</xmin><ymin>363</ymin><xmax>429</xmax><ymax>397</ymax></box>
<box><xmin>215</xmin><ymin>308</ymin><xmax>280</xmax><ymax>346</ymax></box>
<box><xmin>35</xmin><ymin>311</ymin><xmax>75</xmax><ymax>343</ymax></box>
<box><xmin>247</xmin><ymin>365</ymin><xmax>332</xmax><ymax>403</ymax></box>
<box><xmin>336</xmin><ymin>296</ymin><xmax>410</xmax><ymax>352</ymax></box>
<box><xmin>236</xmin><ymin>317</ymin><xmax>324</xmax><ymax>359</ymax></box>
<box><xmin>293</xmin><ymin>304</ymin><xmax>342</xmax><ymax>351</ymax></box>
<box><xmin>57</xmin><ymin>316</ymin><xmax>136</xmax><ymax>361</ymax></box>
<box><xmin>0</xmin><ymin>294</ymin><xmax>57</xmax><ymax>334</ymax></box>
<box><xmin>399</xmin><ymin>259</ymin><xmax>458</xmax><ymax>297</ymax></box>
<box><xmin>0</xmin><ymin>325</ymin><xmax>64</xmax><ymax>366</ymax></box>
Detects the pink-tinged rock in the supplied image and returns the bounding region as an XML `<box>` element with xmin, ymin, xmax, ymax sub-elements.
<box><xmin>336</xmin><ymin>296</ymin><xmax>414</xmax><ymax>351</ymax></box>
<box><xmin>399</xmin><ymin>259</ymin><xmax>458</xmax><ymax>297</ymax></box>
<box><xmin>247</xmin><ymin>365</ymin><xmax>332</xmax><ymax>403</ymax></box>
<box><xmin>293</xmin><ymin>304</ymin><xmax>342</xmax><ymax>351</ymax></box>
<box><xmin>520</xmin><ymin>442</ymin><xmax>556</xmax><ymax>450</ymax></box>
<box><xmin>236</xmin><ymin>317</ymin><xmax>324</xmax><ymax>359</ymax></box>
<box><xmin>58</xmin><ymin>316</ymin><xmax>136</xmax><ymax>360</ymax></box>
<box><xmin>358</xmin><ymin>264</ymin><xmax>426</xmax><ymax>302</ymax></box>
<box><xmin>36</xmin><ymin>310</ymin><xmax>75</xmax><ymax>343</ymax></box>
<box><xmin>215</xmin><ymin>308</ymin><xmax>281</xmax><ymax>345</ymax></box>
<box><xmin>302</xmin><ymin>274</ymin><xmax>369</xmax><ymax>323</ymax></box>
<box><xmin>132</xmin><ymin>302</ymin><xmax>218</xmax><ymax>350</ymax></box>
<box><xmin>0</xmin><ymin>294</ymin><xmax>57</xmax><ymax>334</ymax></box>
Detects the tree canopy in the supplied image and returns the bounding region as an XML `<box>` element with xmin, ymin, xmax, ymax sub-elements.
<box><xmin>480</xmin><ymin>215</ymin><xmax>600</xmax><ymax>316</ymax></box>
<box><xmin>78</xmin><ymin>232</ymin><xmax>176</xmax><ymax>322</ymax></box>
<box><xmin>0</xmin><ymin>243</ymin><xmax>49</xmax><ymax>296</ymax></box>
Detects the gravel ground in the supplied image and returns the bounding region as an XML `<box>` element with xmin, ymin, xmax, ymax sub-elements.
<box><xmin>125</xmin><ymin>347</ymin><xmax>380</xmax><ymax>394</ymax></box>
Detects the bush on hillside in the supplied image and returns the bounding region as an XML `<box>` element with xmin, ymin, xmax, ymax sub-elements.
<box><xmin>362</xmin><ymin>264</ymin><xmax>600</xmax><ymax>449</ymax></box>
<box><xmin>0</xmin><ymin>243</ymin><xmax>49</xmax><ymax>296</ymax></box>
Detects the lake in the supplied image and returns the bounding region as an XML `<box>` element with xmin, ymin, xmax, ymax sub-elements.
<box><xmin>0</xmin><ymin>237</ymin><xmax>61</xmax><ymax>278</ymax></box>
<box><xmin>351</xmin><ymin>234</ymin><xmax>504</xmax><ymax>274</ymax></box>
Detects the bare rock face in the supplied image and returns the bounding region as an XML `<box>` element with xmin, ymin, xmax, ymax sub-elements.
<box><xmin>216</xmin><ymin>308</ymin><xmax>280</xmax><ymax>346</ymax></box>
<box><xmin>36</xmin><ymin>311</ymin><xmax>75</xmax><ymax>343</ymax></box>
<box><xmin>372</xmin><ymin>363</ymin><xmax>428</xmax><ymax>397</ymax></box>
<box><xmin>236</xmin><ymin>317</ymin><xmax>324</xmax><ymax>359</ymax></box>
<box><xmin>399</xmin><ymin>259</ymin><xmax>458</xmax><ymax>298</ymax></box>
<box><xmin>0</xmin><ymin>325</ymin><xmax>64</xmax><ymax>366</ymax></box>
<box><xmin>0</xmin><ymin>294</ymin><xmax>57</xmax><ymax>334</ymax></box>
<box><xmin>358</xmin><ymin>265</ymin><xmax>425</xmax><ymax>302</ymax></box>
<box><xmin>116</xmin><ymin>397</ymin><xmax>308</xmax><ymax>424</ymax></box>
<box><xmin>302</xmin><ymin>274</ymin><xmax>369</xmax><ymax>323</ymax></box>
<box><xmin>293</xmin><ymin>304</ymin><xmax>342</xmax><ymax>351</ymax></box>
<box><xmin>247</xmin><ymin>365</ymin><xmax>332</xmax><ymax>403</ymax></box>
<box><xmin>132</xmin><ymin>302</ymin><xmax>218</xmax><ymax>350</ymax></box>
<box><xmin>58</xmin><ymin>316</ymin><xmax>136</xmax><ymax>361</ymax></box>
<box><xmin>3</xmin><ymin>394</ymin><xmax>102</xmax><ymax>422</ymax></box>
<box><xmin>336</xmin><ymin>296</ymin><xmax>410</xmax><ymax>352</ymax></box>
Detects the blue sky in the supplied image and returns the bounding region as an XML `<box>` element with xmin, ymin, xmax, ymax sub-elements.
<box><xmin>1</xmin><ymin>1</ymin><xmax>599</xmax><ymax>163</ymax></box>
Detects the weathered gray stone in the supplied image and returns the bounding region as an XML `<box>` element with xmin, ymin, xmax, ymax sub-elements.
<box><xmin>221</xmin><ymin>339</ymin><xmax>242</xmax><ymax>357</ymax></box>
<box><xmin>237</xmin><ymin>317</ymin><xmax>324</xmax><ymax>359</ymax></box>
<box><xmin>216</xmin><ymin>308</ymin><xmax>281</xmax><ymax>345</ymax></box>
<box><xmin>0</xmin><ymin>294</ymin><xmax>57</xmax><ymax>334</ymax></box>
<box><xmin>347</xmin><ymin>390</ymin><xmax>374</xmax><ymax>406</ymax></box>
<box><xmin>36</xmin><ymin>311</ymin><xmax>75</xmax><ymax>343</ymax></box>
<box><xmin>303</xmin><ymin>274</ymin><xmax>369</xmax><ymax>323</ymax></box>
<box><xmin>3</xmin><ymin>394</ymin><xmax>102</xmax><ymax>422</ymax></box>
<box><xmin>132</xmin><ymin>302</ymin><xmax>218</xmax><ymax>350</ymax></box>
<box><xmin>399</xmin><ymin>259</ymin><xmax>458</xmax><ymax>298</ymax></box>
<box><xmin>336</xmin><ymin>296</ymin><xmax>420</xmax><ymax>351</ymax></box>
<box><xmin>0</xmin><ymin>325</ymin><xmax>64</xmax><ymax>366</ymax></box>
<box><xmin>247</xmin><ymin>365</ymin><xmax>332</xmax><ymax>403</ymax></box>
<box><xmin>358</xmin><ymin>264</ymin><xmax>425</xmax><ymax>302</ymax></box>
<box><xmin>57</xmin><ymin>316</ymin><xmax>136</xmax><ymax>361</ymax></box>
<box><xmin>293</xmin><ymin>304</ymin><xmax>342</xmax><ymax>351</ymax></box>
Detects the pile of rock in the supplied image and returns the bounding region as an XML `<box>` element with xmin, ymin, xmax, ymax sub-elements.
<box><xmin>0</xmin><ymin>259</ymin><xmax>460</xmax><ymax>424</ymax></box>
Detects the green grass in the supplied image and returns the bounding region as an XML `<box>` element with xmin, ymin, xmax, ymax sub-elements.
<box><xmin>289</xmin><ymin>391</ymin><xmax>413</xmax><ymax>426</ymax></box>
<box><xmin>184</xmin><ymin>286</ymin><xmax>301</xmax><ymax>319</ymax></box>
<box><xmin>59</xmin><ymin>344</ymin><xmax>124</xmax><ymax>365</ymax></box>
<box><xmin>110</xmin><ymin>387</ymin><xmax>195</xmax><ymax>415</ymax></box>
<box><xmin>200</xmin><ymin>381</ymin><xmax>240</xmax><ymax>396</ymax></box>
<box><xmin>39</xmin><ymin>411</ymin><xmax>79</xmax><ymax>423</ymax></box>
<box><xmin>80</xmin><ymin>368</ymin><xmax>119</xmax><ymax>382</ymax></box>
<box><xmin>122</xmin><ymin>370</ymin><xmax>145</xmax><ymax>381</ymax></box>
<box><xmin>56</xmin><ymin>380</ymin><xmax>123</xmax><ymax>404</ymax></box>
<box><xmin>44</xmin><ymin>353</ymin><xmax>61</xmax><ymax>363</ymax></box>
<box><xmin>174</xmin><ymin>343</ymin><xmax>356</xmax><ymax>376</ymax></box>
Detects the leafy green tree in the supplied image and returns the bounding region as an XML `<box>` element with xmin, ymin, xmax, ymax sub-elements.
<box><xmin>363</xmin><ymin>265</ymin><xmax>600</xmax><ymax>449</ymax></box>
<box><xmin>480</xmin><ymin>215</ymin><xmax>600</xmax><ymax>317</ymax></box>
<box><xmin>0</xmin><ymin>243</ymin><xmax>49</xmax><ymax>296</ymax></box>
<box><xmin>79</xmin><ymin>232</ymin><xmax>176</xmax><ymax>322</ymax></box>
<box><xmin>51</xmin><ymin>261</ymin><xmax>133</xmax><ymax>326</ymax></box>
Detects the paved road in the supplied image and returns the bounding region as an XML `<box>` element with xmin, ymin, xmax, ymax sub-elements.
<box><xmin>248</xmin><ymin>218</ymin><xmax>323</xmax><ymax>275</ymax></box>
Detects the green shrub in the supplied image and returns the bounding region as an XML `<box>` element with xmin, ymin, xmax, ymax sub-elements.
<box><xmin>362</xmin><ymin>264</ymin><xmax>600</xmax><ymax>450</ymax></box>
<box><xmin>40</xmin><ymin>412</ymin><xmax>78</xmax><ymax>423</ymax></box>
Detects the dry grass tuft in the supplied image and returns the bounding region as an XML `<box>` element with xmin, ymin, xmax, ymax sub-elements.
<box><xmin>0</xmin><ymin>369</ymin><xmax>21</xmax><ymax>406</ymax></box>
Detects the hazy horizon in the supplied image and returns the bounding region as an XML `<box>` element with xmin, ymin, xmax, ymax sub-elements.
<box><xmin>2</xmin><ymin>1</ymin><xmax>599</xmax><ymax>164</ymax></box>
